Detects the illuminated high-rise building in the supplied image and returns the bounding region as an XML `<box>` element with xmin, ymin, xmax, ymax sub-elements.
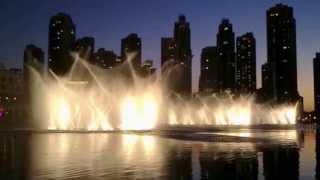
<box><xmin>236</xmin><ymin>32</ymin><xmax>256</xmax><ymax>94</ymax></box>
<box><xmin>199</xmin><ymin>46</ymin><xmax>219</xmax><ymax>93</ymax></box>
<box><xmin>48</xmin><ymin>13</ymin><xmax>76</xmax><ymax>76</ymax></box>
<box><xmin>161</xmin><ymin>37</ymin><xmax>176</xmax><ymax>66</ymax></box>
<box><xmin>92</xmin><ymin>48</ymin><xmax>118</xmax><ymax>69</ymax></box>
<box><xmin>264</xmin><ymin>4</ymin><xmax>300</xmax><ymax>103</ymax></box>
<box><xmin>73</xmin><ymin>37</ymin><xmax>95</xmax><ymax>60</ymax></box>
<box><xmin>121</xmin><ymin>33</ymin><xmax>141</xmax><ymax>68</ymax></box>
<box><xmin>216</xmin><ymin>19</ymin><xmax>235</xmax><ymax>93</ymax></box>
<box><xmin>174</xmin><ymin>15</ymin><xmax>192</xmax><ymax>96</ymax></box>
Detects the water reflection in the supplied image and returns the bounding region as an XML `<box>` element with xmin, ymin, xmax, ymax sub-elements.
<box><xmin>0</xmin><ymin>129</ymin><xmax>318</xmax><ymax>180</ymax></box>
<box><xmin>263</xmin><ymin>145</ymin><xmax>299</xmax><ymax>180</ymax></box>
<box><xmin>0</xmin><ymin>134</ymin><xmax>31</xmax><ymax>180</ymax></box>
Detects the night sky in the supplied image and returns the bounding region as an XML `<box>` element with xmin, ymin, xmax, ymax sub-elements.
<box><xmin>0</xmin><ymin>0</ymin><xmax>320</xmax><ymax>111</ymax></box>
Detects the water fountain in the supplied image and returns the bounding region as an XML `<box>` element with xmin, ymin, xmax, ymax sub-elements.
<box><xmin>28</xmin><ymin>53</ymin><xmax>298</xmax><ymax>131</ymax></box>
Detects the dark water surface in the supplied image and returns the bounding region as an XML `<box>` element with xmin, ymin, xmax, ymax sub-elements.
<box><xmin>0</xmin><ymin>128</ymin><xmax>319</xmax><ymax>180</ymax></box>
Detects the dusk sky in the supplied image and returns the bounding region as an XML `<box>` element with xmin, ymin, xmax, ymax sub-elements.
<box><xmin>0</xmin><ymin>0</ymin><xmax>320</xmax><ymax>111</ymax></box>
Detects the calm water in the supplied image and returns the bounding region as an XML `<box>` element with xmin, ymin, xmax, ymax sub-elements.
<box><xmin>0</xmin><ymin>128</ymin><xmax>319</xmax><ymax>180</ymax></box>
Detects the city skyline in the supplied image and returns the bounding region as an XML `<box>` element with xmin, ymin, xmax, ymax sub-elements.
<box><xmin>1</xmin><ymin>0</ymin><xmax>320</xmax><ymax>111</ymax></box>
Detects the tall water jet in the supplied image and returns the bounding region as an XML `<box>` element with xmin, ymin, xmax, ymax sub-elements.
<box><xmin>28</xmin><ymin>52</ymin><xmax>299</xmax><ymax>131</ymax></box>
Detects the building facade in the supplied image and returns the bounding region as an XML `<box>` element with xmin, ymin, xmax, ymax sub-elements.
<box><xmin>73</xmin><ymin>37</ymin><xmax>95</xmax><ymax>60</ymax></box>
<box><xmin>236</xmin><ymin>32</ymin><xmax>256</xmax><ymax>94</ymax></box>
<box><xmin>173</xmin><ymin>15</ymin><xmax>192</xmax><ymax>96</ymax></box>
<box><xmin>48</xmin><ymin>13</ymin><xmax>76</xmax><ymax>76</ymax></box>
<box><xmin>121</xmin><ymin>33</ymin><xmax>141</xmax><ymax>68</ymax></box>
<box><xmin>264</xmin><ymin>4</ymin><xmax>299</xmax><ymax>103</ymax></box>
<box><xmin>161</xmin><ymin>37</ymin><xmax>176</xmax><ymax>66</ymax></box>
<box><xmin>92</xmin><ymin>48</ymin><xmax>118</xmax><ymax>69</ymax></box>
<box><xmin>0</xmin><ymin>66</ymin><xmax>24</xmax><ymax>127</ymax></box>
<box><xmin>216</xmin><ymin>19</ymin><xmax>236</xmax><ymax>93</ymax></box>
<box><xmin>23</xmin><ymin>44</ymin><xmax>45</xmax><ymax>101</ymax></box>
<box><xmin>199</xmin><ymin>46</ymin><xmax>219</xmax><ymax>93</ymax></box>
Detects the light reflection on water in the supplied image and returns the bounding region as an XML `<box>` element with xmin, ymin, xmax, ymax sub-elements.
<box><xmin>0</xmin><ymin>128</ymin><xmax>318</xmax><ymax>180</ymax></box>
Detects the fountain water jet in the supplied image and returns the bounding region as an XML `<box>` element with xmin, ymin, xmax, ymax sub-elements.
<box><xmin>28</xmin><ymin>53</ymin><xmax>298</xmax><ymax>131</ymax></box>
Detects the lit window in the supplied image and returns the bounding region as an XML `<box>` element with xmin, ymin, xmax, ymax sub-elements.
<box><xmin>283</xmin><ymin>46</ymin><xmax>287</xmax><ymax>50</ymax></box>
<box><xmin>224</xmin><ymin>27</ymin><xmax>229</xmax><ymax>31</ymax></box>
<box><xmin>223</xmin><ymin>41</ymin><xmax>228</xmax><ymax>45</ymax></box>
<box><xmin>205</xmin><ymin>66</ymin><xmax>208</xmax><ymax>70</ymax></box>
<box><xmin>205</xmin><ymin>59</ymin><xmax>209</xmax><ymax>62</ymax></box>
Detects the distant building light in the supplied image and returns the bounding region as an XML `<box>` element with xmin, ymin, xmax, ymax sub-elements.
<box><xmin>224</xmin><ymin>27</ymin><xmax>229</xmax><ymax>31</ymax></box>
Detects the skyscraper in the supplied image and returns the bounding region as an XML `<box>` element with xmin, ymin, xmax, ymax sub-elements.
<box><xmin>23</xmin><ymin>44</ymin><xmax>45</xmax><ymax>96</ymax></box>
<box><xmin>199</xmin><ymin>46</ymin><xmax>219</xmax><ymax>93</ymax></box>
<box><xmin>174</xmin><ymin>15</ymin><xmax>192</xmax><ymax>96</ymax></box>
<box><xmin>216</xmin><ymin>19</ymin><xmax>235</xmax><ymax>93</ymax></box>
<box><xmin>48</xmin><ymin>13</ymin><xmax>76</xmax><ymax>76</ymax></box>
<box><xmin>236</xmin><ymin>32</ymin><xmax>256</xmax><ymax>94</ymax></box>
<box><xmin>161</xmin><ymin>37</ymin><xmax>176</xmax><ymax>66</ymax></box>
<box><xmin>92</xmin><ymin>48</ymin><xmax>118</xmax><ymax>69</ymax></box>
<box><xmin>313</xmin><ymin>53</ymin><xmax>320</xmax><ymax>113</ymax></box>
<box><xmin>73</xmin><ymin>37</ymin><xmax>95</xmax><ymax>60</ymax></box>
<box><xmin>23</xmin><ymin>45</ymin><xmax>45</xmax><ymax>127</ymax></box>
<box><xmin>264</xmin><ymin>4</ymin><xmax>299</xmax><ymax>103</ymax></box>
<box><xmin>23</xmin><ymin>44</ymin><xmax>45</xmax><ymax>75</ymax></box>
<box><xmin>121</xmin><ymin>33</ymin><xmax>141</xmax><ymax>68</ymax></box>
<box><xmin>261</xmin><ymin>62</ymin><xmax>273</xmax><ymax>100</ymax></box>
